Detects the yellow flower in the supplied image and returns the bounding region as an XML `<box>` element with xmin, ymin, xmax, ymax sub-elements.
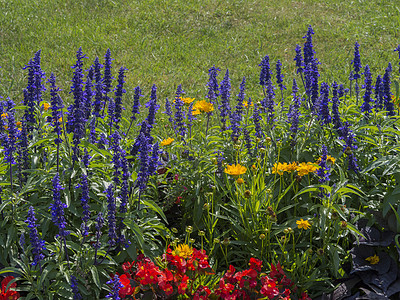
<box><xmin>296</xmin><ymin>162</ymin><xmax>319</xmax><ymax>177</ymax></box>
<box><xmin>224</xmin><ymin>164</ymin><xmax>247</xmax><ymax>176</ymax></box>
<box><xmin>286</xmin><ymin>162</ymin><xmax>298</xmax><ymax>172</ymax></box>
<box><xmin>193</xmin><ymin>100</ymin><xmax>214</xmax><ymax>113</ymax></box>
<box><xmin>236</xmin><ymin>178</ymin><xmax>244</xmax><ymax>185</ymax></box>
<box><xmin>243</xmin><ymin>100</ymin><xmax>254</xmax><ymax>108</ymax></box>
<box><xmin>317</xmin><ymin>155</ymin><xmax>336</xmax><ymax>165</ymax></box>
<box><xmin>296</xmin><ymin>219</ymin><xmax>311</xmax><ymax>230</ymax></box>
<box><xmin>1</xmin><ymin>113</ymin><xmax>8</xmax><ymax>119</ymax></box>
<box><xmin>160</xmin><ymin>138</ymin><xmax>174</xmax><ymax>146</ymax></box>
<box><xmin>172</xmin><ymin>244</ymin><xmax>193</xmax><ymax>259</ymax></box>
<box><xmin>365</xmin><ymin>254</ymin><xmax>379</xmax><ymax>265</ymax></box>
<box><xmin>43</xmin><ymin>102</ymin><xmax>51</xmax><ymax>111</ymax></box>
<box><xmin>272</xmin><ymin>162</ymin><xmax>287</xmax><ymax>175</ymax></box>
<box><xmin>16</xmin><ymin>121</ymin><xmax>22</xmax><ymax>127</ymax></box>
<box><xmin>180</xmin><ymin>97</ymin><xmax>195</xmax><ymax>104</ymax></box>
<box><xmin>191</xmin><ymin>108</ymin><xmax>201</xmax><ymax>115</ymax></box>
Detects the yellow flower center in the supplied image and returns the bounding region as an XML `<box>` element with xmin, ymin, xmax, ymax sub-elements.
<box><xmin>365</xmin><ymin>254</ymin><xmax>379</xmax><ymax>265</ymax></box>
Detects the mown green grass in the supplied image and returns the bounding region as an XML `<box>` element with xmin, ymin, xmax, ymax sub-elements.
<box><xmin>0</xmin><ymin>0</ymin><xmax>400</xmax><ymax>104</ymax></box>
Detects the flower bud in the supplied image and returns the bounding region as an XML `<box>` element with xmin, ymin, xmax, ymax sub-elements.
<box><xmin>259</xmin><ymin>233</ymin><xmax>266</xmax><ymax>240</ymax></box>
<box><xmin>222</xmin><ymin>238</ymin><xmax>230</xmax><ymax>246</ymax></box>
<box><xmin>172</xmin><ymin>228</ymin><xmax>178</xmax><ymax>234</ymax></box>
<box><xmin>213</xmin><ymin>238</ymin><xmax>220</xmax><ymax>244</ymax></box>
<box><xmin>340</xmin><ymin>221</ymin><xmax>347</xmax><ymax>230</ymax></box>
<box><xmin>186</xmin><ymin>226</ymin><xmax>193</xmax><ymax>233</ymax></box>
<box><xmin>189</xmin><ymin>238</ymin><xmax>195</xmax><ymax>244</ymax></box>
<box><xmin>317</xmin><ymin>248</ymin><xmax>324</xmax><ymax>256</ymax></box>
<box><xmin>236</xmin><ymin>178</ymin><xmax>244</xmax><ymax>185</ymax></box>
<box><xmin>198</xmin><ymin>231</ymin><xmax>205</xmax><ymax>237</ymax></box>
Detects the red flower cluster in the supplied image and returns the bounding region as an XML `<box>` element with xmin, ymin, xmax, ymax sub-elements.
<box><xmin>112</xmin><ymin>250</ymin><xmax>311</xmax><ymax>300</ymax></box>
<box><xmin>214</xmin><ymin>259</ymin><xmax>311</xmax><ymax>300</ymax></box>
<box><xmin>0</xmin><ymin>276</ymin><xmax>20</xmax><ymax>300</ymax></box>
<box><xmin>116</xmin><ymin>246</ymin><xmax>214</xmax><ymax>299</ymax></box>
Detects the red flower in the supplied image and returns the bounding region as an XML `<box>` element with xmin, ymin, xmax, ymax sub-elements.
<box><xmin>300</xmin><ymin>291</ymin><xmax>312</xmax><ymax>300</ymax></box>
<box><xmin>175</xmin><ymin>196</ymin><xmax>183</xmax><ymax>204</ymax></box>
<box><xmin>193</xmin><ymin>285</ymin><xmax>211</xmax><ymax>300</ymax></box>
<box><xmin>249</xmin><ymin>257</ymin><xmax>262</xmax><ymax>272</ymax></box>
<box><xmin>177</xmin><ymin>275</ymin><xmax>189</xmax><ymax>294</ymax></box>
<box><xmin>260</xmin><ymin>276</ymin><xmax>280</xmax><ymax>299</ymax></box>
<box><xmin>223</xmin><ymin>265</ymin><xmax>237</xmax><ymax>284</ymax></box>
<box><xmin>122</xmin><ymin>261</ymin><xmax>133</xmax><ymax>274</ymax></box>
<box><xmin>0</xmin><ymin>277</ymin><xmax>20</xmax><ymax>300</ymax></box>
<box><xmin>119</xmin><ymin>274</ymin><xmax>133</xmax><ymax>298</ymax></box>
<box><xmin>0</xmin><ymin>290</ymin><xmax>20</xmax><ymax>300</ymax></box>
<box><xmin>270</xmin><ymin>262</ymin><xmax>285</xmax><ymax>280</ymax></box>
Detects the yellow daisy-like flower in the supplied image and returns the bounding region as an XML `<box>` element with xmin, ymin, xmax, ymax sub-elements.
<box><xmin>191</xmin><ymin>108</ymin><xmax>201</xmax><ymax>115</ymax></box>
<box><xmin>16</xmin><ymin>121</ymin><xmax>22</xmax><ymax>127</ymax></box>
<box><xmin>272</xmin><ymin>162</ymin><xmax>287</xmax><ymax>175</ymax></box>
<box><xmin>286</xmin><ymin>162</ymin><xmax>298</xmax><ymax>172</ymax></box>
<box><xmin>1</xmin><ymin>113</ymin><xmax>8</xmax><ymax>119</ymax></box>
<box><xmin>365</xmin><ymin>254</ymin><xmax>379</xmax><ymax>265</ymax></box>
<box><xmin>193</xmin><ymin>100</ymin><xmax>214</xmax><ymax>113</ymax></box>
<box><xmin>317</xmin><ymin>155</ymin><xmax>336</xmax><ymax>165</ymax></box>
<box><xmin>296</xmin><ymin>162</ymin><xmax>319</xmax><ymax>177</ymax></box>
<box><xmin>172</xmin><ymin>244</ymin><xmax>193</xmax><ymax>259</ymax></box>
<box><xmin>224</xmin><ymin>163</ymin><xmax>247</xmax><ymax>176</ymax></box>
<box><xmin>296</xmin><ymin>218</ymin><xmax>311</xmax><ymax>230</ymax></box>
<box><xmin>243</xmin><ymin>100</ymin><xmax>254</xmax><ymax>108</ymax></box>
<box><xmin>180</xmin><ymin>97</ymin><xmax>195</xmax><ymax>104</ymax></box>
<box><xmin>43</xmin><ymin>102</ymin><xmax>51</xmax><ymax>111</ymax></box>
<box><xmin>160</xmin><ymin>138</ymin><xmax>174</xmax><ymax>146</ymax></box>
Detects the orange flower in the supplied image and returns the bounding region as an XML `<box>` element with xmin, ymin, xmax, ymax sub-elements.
<box><xmin>43</xmin><ymin>102</ymin><xmax>51</xmax><ymax>111</ymax></box>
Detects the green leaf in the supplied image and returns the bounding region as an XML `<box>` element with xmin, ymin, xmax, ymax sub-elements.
<box><xmin>29</xmin><ymin>138</ymin><xmax>52</xmax><ymax>148</ymax></box>
<box><xmin>90</xmin><ymin>266</ymin><xmax>101</xmax><ymax>289</ymax></box>
<box><xmin>0</xmin><ymin>267</ymin><xmax>22</xmax><ymax>276</ymax></box>
<box><xmin>124</xmin><ymin>219</ymin><xmax>144</xmax><ymax>249</ymax></box>
<box><xmin>140</xmin><ymin>199</ymin><xmax>167</xmax><ymax>223</ymax></box>
<box><xmin>38</xmin><ymin>263</ymin><xmax>55</xmax><ymax>288</ymax></box>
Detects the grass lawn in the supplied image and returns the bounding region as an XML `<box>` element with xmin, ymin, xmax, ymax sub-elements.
<box><xmin>1</xmin><ymin>0</ymin><xmax>400</xmax><ymax>104</ymax></box>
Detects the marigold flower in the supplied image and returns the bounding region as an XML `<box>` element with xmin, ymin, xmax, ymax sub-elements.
<box><xmin>224</xmin><ymin>164</ymin><xmax>247</xmax><ymax>176</ymax></box>
<box><xmin>160</xmin><ymin>138</ymin><xmax>174</xmax><ymax>146</ymax></box>
<box><xmin>296</xmin><ymin>218</ymin><xmax>311</xmax><ymax>230</ymax></box>
<box><xmin>365</xmin><ymin>254</ymin><xmax>379</xmax><ymax>265</ymax></box>
<box><xmin>1</xmin><ymin>113</ymin><xmax>8</xmax><ymax>119</ymax></box>
<box><xmin>193</xmin><ymin>100</ymin><xmax>214</xmax><ymax>113</ymax></box>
